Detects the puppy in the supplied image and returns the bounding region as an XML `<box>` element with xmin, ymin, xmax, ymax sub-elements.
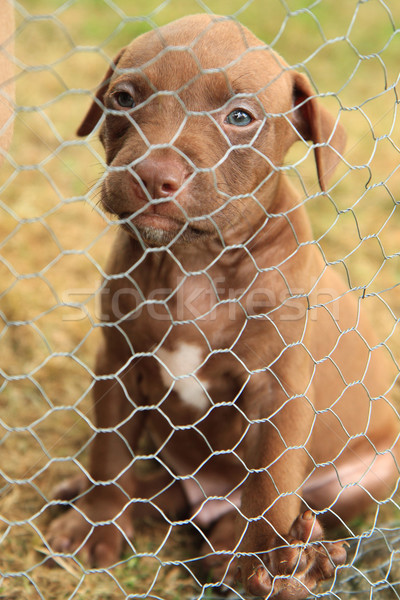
<box><xmin>47</xmin><ymin>14</ymin><xmax>399</xmax><ymax>598</ymax></box>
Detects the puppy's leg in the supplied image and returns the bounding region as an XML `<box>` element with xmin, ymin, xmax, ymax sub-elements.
<box><xmin>46</xmin><ymin>350</ymin><xmax>144</xmax><ymax>567</ymax></box>
<box><xmin>51</xmin><ymin>469</ymin><xmax>188</xmax><ymax>521</ymax></box>
<box><xmin>200</xmin><ymin>511</ymin><xmax>240</xmax><ymax>586</ymax></box>
<box><xmin>51</xmin><ymin>474</ymin><xmax>87</xmax><ymax>503</ymax></box>
<box><xmin>129</xmin><ymin>470</ymin><xmax>189</xmax><ymax>521</ymax></box>
<box><xmin>237</xmin><ymin>374</ymin><xmax>347</xmax><ymax>598</ymax></box>
<box><xmin>303</xmin><ymin>439</ymin><xmax>400</xmax><ymax>524</ymax></box>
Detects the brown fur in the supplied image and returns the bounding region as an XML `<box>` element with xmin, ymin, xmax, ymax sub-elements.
<box><xmin>47</xmin><ymin>15</ymin><xmax>399</xmax><ymax>598</ymax></box>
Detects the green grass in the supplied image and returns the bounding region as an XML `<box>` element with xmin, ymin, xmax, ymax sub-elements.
<box><xmin>1</xmin><ymin>1</ymin><xmax>400</xmax><ymax>599</ymax></box>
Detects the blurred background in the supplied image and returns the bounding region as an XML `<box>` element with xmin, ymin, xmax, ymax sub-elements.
<box><xmin>0</xmin><ymin>1</ymin><xmax>399</xmax><ymax>598</ymax></box>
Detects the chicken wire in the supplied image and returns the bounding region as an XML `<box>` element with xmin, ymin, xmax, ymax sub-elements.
<box><xmin>1</xmin><ymin>0</ymin><xmax>400</xmax><ymax>599</ymax></box>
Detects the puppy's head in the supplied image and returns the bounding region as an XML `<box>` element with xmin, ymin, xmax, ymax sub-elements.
<box><xmin>78</xmin><ymin>14</ymin><xmax>346</xmax><ymax>247</ymax></box>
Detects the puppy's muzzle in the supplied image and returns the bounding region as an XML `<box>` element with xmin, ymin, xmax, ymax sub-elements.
<box><xmin>118</xmin><ymin>153</ymin><xmax>201</xmax><ymax>244</ymax></box>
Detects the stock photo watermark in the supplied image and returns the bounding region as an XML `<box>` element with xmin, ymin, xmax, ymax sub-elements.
<box><xmin>61</xmin><ymin>285</ymin><xmax>341</xmax><ymax>322</ymax></box>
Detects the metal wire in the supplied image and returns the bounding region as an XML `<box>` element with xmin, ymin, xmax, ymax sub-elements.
<box><xmin>1</xmin><ymin>1</ymin><xmax>400</xmax><ymax>599</ymax></box>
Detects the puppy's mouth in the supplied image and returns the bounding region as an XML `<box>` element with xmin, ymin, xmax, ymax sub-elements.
<box><xmin>122</xmin><ymin>211</ymin><xmax>181</xmax><ymax>231</ymax></box>
<box><xmin>119</xmin><ymin>211</ymin><xmax>211</xmax><ymax>246</ymax></box>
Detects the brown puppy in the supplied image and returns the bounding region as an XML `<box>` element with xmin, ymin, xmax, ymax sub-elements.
<box><xmin>47</xmin><ymin>14</ymin><xmax>399</xmax><ymax>598</ymax></box>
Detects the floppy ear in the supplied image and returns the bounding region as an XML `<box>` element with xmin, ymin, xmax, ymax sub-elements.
<box><xmin>76</xmin><ymin>49</ymin><xmax>126</xmax><ymax>137</ymax></box>
<box><xmin>291</xmin><ymin>72</ymin><xmax>346</xmax><ymax>191</ymax></box>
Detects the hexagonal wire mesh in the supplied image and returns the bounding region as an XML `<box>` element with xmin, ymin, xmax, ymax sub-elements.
<box><xmin>1</xmin><ymin>0</ymin><xmax>400</xmax><ymax>599</ymax></box>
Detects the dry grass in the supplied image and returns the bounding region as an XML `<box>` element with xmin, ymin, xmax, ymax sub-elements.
<box><xmin>1</xmin><ymin>1</ymin><xmax>400</xmax><ymax>599</ymax></box>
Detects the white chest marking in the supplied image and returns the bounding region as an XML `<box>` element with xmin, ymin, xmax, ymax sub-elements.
<box><xmin>157</xmin><ymin>342</ymin><xmax>210</xmax><ymax>410</ymax></box>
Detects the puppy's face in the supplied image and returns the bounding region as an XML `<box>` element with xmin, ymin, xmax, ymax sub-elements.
<box><xmin>79</xmin><ymin>15</ymin><xmax>345</xmax><ymax>246</ymax></box>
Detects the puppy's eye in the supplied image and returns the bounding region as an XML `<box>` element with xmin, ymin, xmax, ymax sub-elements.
<box><xmin>115</xmin><ymin>91</ymin><xmax>135</xmax><ymax>109</ymax></box>
<box><xmin>226</xmin><ymin>109</ymin><xmax>253</xmax><ymax>127</ymax></box>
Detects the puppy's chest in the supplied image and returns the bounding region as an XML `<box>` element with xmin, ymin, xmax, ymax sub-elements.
<box><xmin>153</xmin><ymin>273</ymin><xmax>238</xmax><ymax>325</ymax></box>
<box><xmin>155</xmin><ymin>341</ymin><xmax>211</xmax><ymax>412</ymax></box>
<box><xmin>113</xmin><ymin>263</ymin><xmax>249</xmax><ymax>412</ymax></box>
<box><xmin>122</xmin><ymin>269</ymin><xmax>245</xmax><ymax>346</ymax></box>
<box><xmin>137</xmin><ymin>340</ymin><xmax>241</xmax><ymax>418</ymax></box>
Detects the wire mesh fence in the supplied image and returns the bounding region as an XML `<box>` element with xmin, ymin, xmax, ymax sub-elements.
<box><xmin>1</xmin><ymin>1</ymin><xmax>400</xmax><ymax>599</ymax></box>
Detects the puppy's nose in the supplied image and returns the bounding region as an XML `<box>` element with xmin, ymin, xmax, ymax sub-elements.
<box><xmin>134</xmin><ymin>158</ymin><xmax>188</xmax><ymax>199</ymax></box>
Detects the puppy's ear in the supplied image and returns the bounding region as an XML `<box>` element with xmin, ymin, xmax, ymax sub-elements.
<box><xmin>77</xmin><ymin>49</ymin><xmax>125</xmax><ymax>137</ymax></box>
<box><xmin>291</xmin><ymin>72</ymin><xmax>346</xmax><ymax>191</ymax></box>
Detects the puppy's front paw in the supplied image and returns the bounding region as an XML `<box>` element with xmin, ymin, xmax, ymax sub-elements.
<box><xmin>51</xmin><ymin>474</ymin><xmax>88</xmax><ymax>502</ymax></box>
<box><xmin>46</xmin><ymin>497</ymin><xmax>133</xmax><ymax>568</ymax></box>
<box><xmin>238</xmin><ymin>511</ymin><xmax>347</xmax><ymax>599</ymax></box>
